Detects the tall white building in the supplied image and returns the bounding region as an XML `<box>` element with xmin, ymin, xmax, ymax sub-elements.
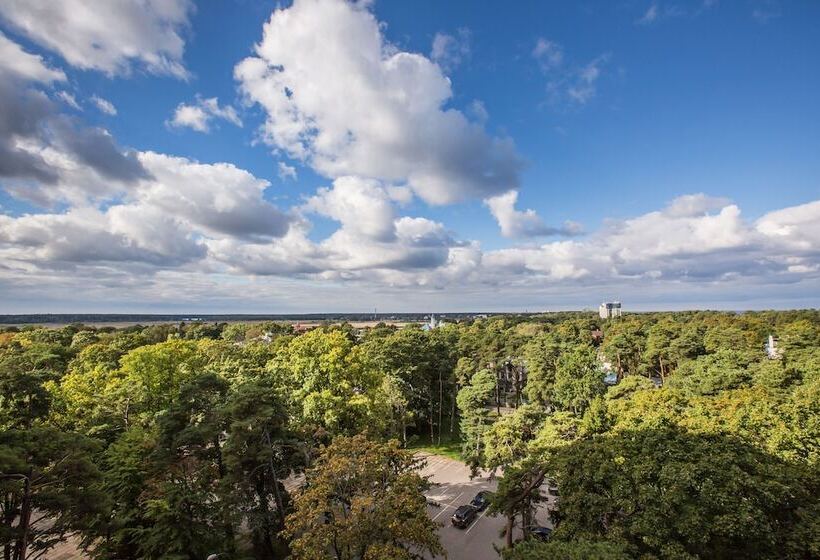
<box><xmin>599</xmin><ymin>301</ymin><xmax>622</xmax><ymax>319</ymax></box>
<box><xmin>422</xmin><ymin>314</ymin><xmax>446</xmax><ymax>331</ymax></box>
<box><xmin>765</xmin><ymin>334</ymin><xmax>781</xmax><ymax>359</ymax></box>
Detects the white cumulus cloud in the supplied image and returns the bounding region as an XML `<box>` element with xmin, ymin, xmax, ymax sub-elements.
<box><xmin>0</xmin><ymin>31</ymin><xmax>65</xmax><ymax>83</ymax></box>
<box><xmin>485</xmin><ymin>190</ymin><xmax>582</xmax><ymax>238</ymax></box>
<box><xmin>57</xmin><ymin>91</ymin><xmax>81</xmax><ymax>110</ymax></box>
<box><xmin>168</xmin><ymin>96</ymin><xmax>241</xmax><ymax>133</ymax></box>
<box><xmin>0</xmin><ymin>0</ymin><xmax>193</xmax><ymax>78</ymax></box>
<box><xmin>431</xmin><ymin>28</ymin><xmax>471</xmax><ymax>72</ymax></box>
<box><xmin>235</xmin><ymin>0</ymin><xmax>522</xmax><ymax>205</ymax></box>
<box><xmin>278</xmin><ymin>161</ymin><xmax>297</xmax><ymax>181</ymax></box>
<box><xmin>91</xmin><ymin>95</ymin><xmax>117</xmax><ymax>115</ymax></box>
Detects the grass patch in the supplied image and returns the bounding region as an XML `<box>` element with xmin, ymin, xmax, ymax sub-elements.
<box><xmin>407</xmin><ymin>434</ymin><xmax>463</xmax><ymax>461</ymax></box>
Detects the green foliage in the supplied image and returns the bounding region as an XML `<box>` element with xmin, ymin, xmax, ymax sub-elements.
<box><xmin>552</xmin><ymin>345</ymin><xmax>604</xmax><ymax>414</ymax></box>
<box><xmin>522</xmin><ymin>332</ymin><xmax>562</xmax><ymax>406</ymax></box>
<box><xmin>0</xmin><ymin>428</ymin><xmax>104</xmax><ymax>560</ymax></box>
<box><xmin>284</xmin><ymin>435</ymin><xmax>443</xmax><ymax>560</ymax></box>
<box><xmin>667</xmin><ymin>349</ymin><xmax>756</xmax><ymax>395</ymax></box>
<box><xmin>503</xmin><ymin>539</ymin><xmax>631</xmax><ymax>560</ymax></box>
<box><xmin>528</xmin><ymin>411</ymin><xmax>582</xmax><ymax>460</ymax></box>
<box><xmin>87</xmin><ymin>425</ymin><xmax>155</xmax><ymax>559</ymax></box>
<box><xmin>269</xmin><ymin>328</ymin><xmax>380</xmax><ymax>433</ymax></box>
<box><xmin>703</xmin><ymin>324</ymin><xmax>756</xmax><ymax>354</ymax></box>
<box><xmin>777</xmin><ymin>319</ymin><xmax>820</xmax><ymax>351</ymax></box>
<box><xmin>354</xmin><ymin>326</ymin><xmax>457</xmax><ymax>444</ymax></box>
<box><xmin>604</xmin><ymin>374</ymin><xmax>655</xmax><ymax>400</ymax></box>
<box><xmin>3</xmin><ymin>311</ymin><xmax>819</xmax><ymax>559</ymax></box>
<box><xmin>785</xmin><ymin>379</ymin><xmax>820</xmax><ymax>465</ymax></box>
<box><xmin>549</xmin><ymin>427</ymin><xmax>819</xmax><ymax>559</ymax></box>
<box><xmin>457</xmin><ymin>368</ymin><xmax>496</xmax><ymax>468</ymax></box>
<box><xmin>785</xmin><ymin>347</ymin><xmax>820</xmax><ymax>384</ymax></box>
<box><xmin>644</xmin><ymin>319</ymin><xmax>677</xmax><ymax>377</ymax></box>
<box><xmin>0</xmin><ymin>346</ymin><xmax>56</xmax><ymax>429</ymax></box>
<box><xmin>483</xmin><ymin>404</ymin><xmax>546</xmax><ymax>469</ymax></box>
<box><xmin>601</xmin><ymin>319</ymin><xmax>645</xmax><ymax>377</ymax></box>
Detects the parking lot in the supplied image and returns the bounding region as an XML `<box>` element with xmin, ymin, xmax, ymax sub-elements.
<box><xmin>418</xmin><ymin>454</ymin><xmax>554</xmax><ymax>560</ymax></box>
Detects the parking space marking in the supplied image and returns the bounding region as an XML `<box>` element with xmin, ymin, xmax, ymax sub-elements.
<box><xmin>432</xmin><ymin>492</ymin><xmax>464</xmax><ymax>521</ymax></box>
<box><xmin>464</xmin><ymin>507</ymin><xmax>490</xmax><ymax>535</ymax></box>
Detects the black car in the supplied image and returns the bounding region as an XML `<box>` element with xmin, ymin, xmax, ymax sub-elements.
<box><xmin>529</xmin><ymin>525</ymin><xmax>553</xmax><ymax>542</ymax></box>
<box><xmin>469</xmin><ymin>491</ymin><xmax>493</xmax><ymax>511</ymax></box>
<box><xmin>451</xmin><ymin>505</ymin><xmax>477</xmax><ymax>528</ymax></box>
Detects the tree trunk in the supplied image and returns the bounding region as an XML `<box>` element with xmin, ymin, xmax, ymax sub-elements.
<box><xmin>429</xmin><ymin>402</ymin><xmax>435</xmax><ymax>444</ymax></box>
<box><xmin>437</xmin><ymin>370</ymin><xmax>443</xmax><ymax>446</ymax></box>
<box><xmin>514</xmin><ymin>364</ymin><xmax>522</xmax><ymax>408</ymax></box>
<box><xmin>449</xmin><ymin>384</ymin><xmax>457</xmax><ymax>435</ymax></box>
<box><xmin>522</xmin><ymin>498</ymin><xmax>531</xmax><ymax>540</ymax></box>
<box><xmin>254</xmin><ymin>478</ymin><xmax>275</xmax><ymax>558</ymax></box>
<box><xmin>123</xmin><ymin>397</ymin><xmax>130</xmax><ymax>428</ymax></box>
<box><xmin>213</xmin><ymin>438</ymin><xmax>235</xmax><ymax>548</ymax></box>
<box><xmin>14</xmin><ymin>469</ymin><xmax>32</xmax><ymax>560</ymax></box>
<box><xmin>264</xmin><ymin>429</ymin><xmax>286</xmax><ymax>529</ymax></box>
<box><xmin>505</xmin><ymin>515</ymin><xmax>514</xmax><ymax>548</ymax></box>
<box><xmin>495</xmin><ymin>370</ymin><xmax>501</xmax><ymax>415</ymax></box>
<box><xmin>4</xmin><ymin>495</ymin><xmax>18</xmax><ymax>560</ymax></box>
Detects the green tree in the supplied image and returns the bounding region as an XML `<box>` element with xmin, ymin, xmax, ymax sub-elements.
<box><xmin>552</xmin><ymin>346</ymin><xmax>604</xmax><ymax>415</ymax></box>
<box><xmin>703</xmin><ymin>325</ymin><xmax>755</xmax><ymax>354</ymax></box>
<box><xmin>270</xmin><ymin>329</ymin><xmax>378</xmax><ymax>434</ymax></box>
<box><xmin>457</xmin><ymin>368</ymin><xmax>496</xmax><ymax>468</ymax></box>
<box><xmin>667</xmin><ymin>349</ymin><xmax>755</xmax><ymax>396</ymax></box>
<box><xmin>84</xmin><ymin>426</ymin><xmax>154</xmax><ymax>560</ymax></box>
<box><xmin>152</xmin><ymin>374</ymin><xmax>237</xmax><ymax>557</ymax></box>
<box><xmin>55</xmin><ymin>339</ymin><xmax>207</xmax><ymax>436</ymax></box>
<box><xmin>503</xmin><ymin>539</ymin><xmax>631</xmax><ymax>560</ymax></box>
<box><xmin>0</xmin><ymin>348</ymin><xmax>55</xmax><ymax>429</ymax></box>
<box><xmin>222</xmin><ymin>380</ymin><xmax>299</xmax><ymax>558</ymax></box>
<box><xmin>549</xmin><ymin>426</ymin><xmax>819</xmax><ymax>559</ymax></box>
<box><xmin>601</xmin><ymin>321</ymin><xmax>644</xmax><ymax>378</ymax></box>
<box><xmin>522</xmin><ymin>332</ymin><xmax>562</xmax><ymax>407</ymax></box>
<box><xmin>354</xmin><ymin>327</ymin><xmax>455</xmax><ymax>444</ymax></box>
<box><xmin>483</xmin><ymin>404</ymin><xmax>546</xmax><ymax>470</ymax></box>
<box><xmin>284</xmin><ymin>435</ymin><xmax>443</xmax><ymax>560</ymax></box>
<box><xmin>777</xmin><ymin>319</ymin><xmax>819</xmax><ymax>352</ymax></box>
<box><xmin>0</xmin><ymin>428</ymin><xmax>104</xmax><ymax>560</ymax></box>
<box><xmin>644</xmin><ymin>319</ymin><xmax>677</xmax><ymax>379</ymax></box>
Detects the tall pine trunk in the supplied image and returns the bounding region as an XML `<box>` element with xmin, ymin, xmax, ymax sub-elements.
<box><xmin>437</xmin><ymin>370</ymin><xmax>443</xmax><ymax>446</ymax></box>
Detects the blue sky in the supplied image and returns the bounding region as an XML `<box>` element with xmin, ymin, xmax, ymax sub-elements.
<box><xmin>0</xmin><ymin>0</ymin><xmax>818</xmax><ymax>313</ymax></box>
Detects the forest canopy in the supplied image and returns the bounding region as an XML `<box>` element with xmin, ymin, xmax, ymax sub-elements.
<box><xmin>1</xmin><ymin>309</ymin><xmax>818</xmax><ymax>559</ymax></box>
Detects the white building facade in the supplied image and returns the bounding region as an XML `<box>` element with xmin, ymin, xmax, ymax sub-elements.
<box><xmin>599</xmin><ymin>302</ymin><xmax>622</xmax><ymax>319</ymax></box>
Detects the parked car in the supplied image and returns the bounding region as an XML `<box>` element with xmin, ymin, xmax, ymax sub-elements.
<box><xmin>451</xmin><ymin>505</ymin><xmax>477</xmax><ymax>528</ymax></box>
<box><xmin>469</xmin><ymin>491</ymin><xmax>493</xmax><ymax>511</ymax></box>
<box><xmin>529</xmin><ymin>525</ymin><xmax>553</xmax><ymax>542</ymax></box>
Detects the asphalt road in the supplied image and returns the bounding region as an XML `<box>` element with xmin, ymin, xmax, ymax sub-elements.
<box><xmin>418</xmin><ymin>454</ymin><xmax>555</xmax><ymax>560</ymax></box>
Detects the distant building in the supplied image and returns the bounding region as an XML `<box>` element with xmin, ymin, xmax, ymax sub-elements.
<box><xmin>599</xmin><ymin>302</ymin><xmax>622</xmax><ymax>320</ymax></box>
<box><xmin>765</xmin><ymin>334</ymin><xmax>781</xmax><ymax>359</ymax></box>
<box><xmin>421</xmin><ymin>314</ymin><xmax>446</xmax><ymax>331</ymax></box>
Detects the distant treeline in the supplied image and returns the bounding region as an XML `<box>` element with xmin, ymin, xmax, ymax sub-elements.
<box><xmin>3</xmin><ymin>308</ymin><xmax>818</xmax><ymax>325</ymax></box>
<box><xmin>0</xmin><ymin>312</ymin><xmax>495</xmax><ymax>325</ymax></box>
